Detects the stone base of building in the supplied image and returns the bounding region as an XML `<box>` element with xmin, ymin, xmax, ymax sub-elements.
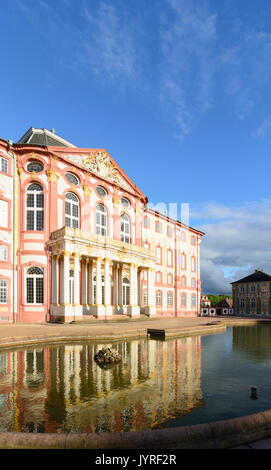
<box><xmin>142</xmin><ymin>305</ymin><xmax>156</xmax><ymax>316</ymax></box>
<box><xmin>91</xmin><ymin>305</ymin><xmax>113</xmax><ymax>318</ymax></box>
<box><xmin>127</xmin><ymin>305</ymin><xmax>141</xmax><ymax>318</ymax></box>
<box><xmin>50</xmin><ymin>305</ymin><xmax>83</xmax><ymax>323</ymax></box>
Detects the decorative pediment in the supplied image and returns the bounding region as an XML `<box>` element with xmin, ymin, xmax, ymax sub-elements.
<box><xmin>64</xmin><ymin>151</ymin><xmax>132</xmax><ymax>191</ymax></box>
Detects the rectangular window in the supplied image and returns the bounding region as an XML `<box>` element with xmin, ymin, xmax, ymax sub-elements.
<box><xmin>143</xmin><ymin>290</ymin><xmax>148</xmax><ymax>306</ymax></box>
<box><xmin>167</xmin><ymin>250</ymin><xmax>172</xmax><ymax>266</ymax></box>
<box><xmin>191</xmin><ymin>257</ymin><xmax>196</xmax><ymax>272</ymax></box>
<box><xmin>0</xmin><ymin>200</ymin><xmax>8</xmax><ymax>228</ymax></box>
<box><xmin>251</xmin><ymin>298</ymin><xmax>256</xmax><ymax>309</ymax></box>
<box><xmin>192</xmin><ymin>294</ymin><xmax>196</xmax><ymax>308</ymax></box>
<box><xmin>156</xmin><ymin>291</ymin><xmax>162</xmax><ymax>306</ymax></box>
<box><xmin>1</xmin><ymin>157</ymin><xmax>8</xmax><ymax>174</ymax></box>
<box><xmin>181</xmin><ymin>254</ymin><xmax>186</xmax><ymax>269</ymax></box>
<box><xmin>181</xmin><ymin>293</ymin><xmax>186</xmax><ymax>307</ymax></box>
<box><xmin>167</xmin><ymin>291</ymin><xmax>173</xmax><ymax>307</ymax></box>
<box><xmin>156</xmin><ymin>221</ymin><xmax>162</xmax><ymax>233</ymax></box>
<box><xmin>0</xmin><ymin>280</ymin><xmax>7</xmax><ymax>304</ymax></box>
<box><xmin>167</xmin><ymin>226</ymin><xmax>172</xmax><ymax>237</ymax></box>
<box><xmin>156</xmin><ymin>247</ymin><xmax>162</xmax><ymax>264</ymax></box>
<box><xmin>156</xmin><ymin>272</ymin><xmax>162</xmax><ymax>283</ymax></box>
<box><xmin>144</xmin><ymin>217</ymin><xmax>149</xmax><ymax>228</ymax></box>
<box><xmin>0</xmin><ymin>245</ymin><xmax>8</xmax><ymax>261</ymax></box>
<box><xmin>240</xmin><ymin>298</ymin><xmax>245</xmax><ymax>309</ymax></box>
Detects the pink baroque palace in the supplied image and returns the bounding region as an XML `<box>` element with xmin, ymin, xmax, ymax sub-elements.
<box><xmin>0</xmin><ymin>128</ymin><xmax>204</xmax><ymax>324</ymax></box>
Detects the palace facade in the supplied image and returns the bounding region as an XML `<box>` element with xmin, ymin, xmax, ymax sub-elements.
<box><xmin>0</xmin><ymin>128</ymin><xmax>204</xmax><ymax>323</ymax></box>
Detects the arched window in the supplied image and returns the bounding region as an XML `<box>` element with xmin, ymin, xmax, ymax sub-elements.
<box><xmin>96</xmin><ymin>204</ymin><xmax>107</xmax><ymax>236</ymax></box>
<box><xmin>65</xmin><ymin>192</ymin><xmax>80</xmax><ymax>228</ymax></box>
<box><xmin>26</xmin><ymin>267</ymin><xmax>44</xmax><ymax>304</ymax></box>
<box><xmin>26</xmin><ymin>183</ymin><xmax>44</xmax><ymax>231</ymax></box>
<box><xmin>121</xmin><ymin>214</ymin><xmax>130</xmax><ymax>243</ymax></box>
<box><xmin>123</xmin><ymin>277</ymin><xmax>130</xmax><ymax>306</ymax></box>
<box><xmin>181</xmin><ymin>275</ymin><xmax>186</xmax><ymax>287</ymax></box>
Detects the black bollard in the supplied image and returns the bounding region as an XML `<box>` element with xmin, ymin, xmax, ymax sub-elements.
<box><xmin>250</xmin><ymin>385</ymin><xmax>257</xmax><ymax>400</ymax></box>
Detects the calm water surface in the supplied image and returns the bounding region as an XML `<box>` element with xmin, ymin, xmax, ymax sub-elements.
<box><xmin>1</xmin><ymin>324</ymin><xmax>271</xmax><ymax>433</ymax></box>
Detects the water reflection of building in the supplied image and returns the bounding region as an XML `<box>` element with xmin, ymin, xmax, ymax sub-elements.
<box><xmin>233</xmin><ymin>325</ymin><xmax>271</xmax><ymax>362</ymax></box>
<box><xmin>0</xmin><ymin>337</ymin><xmax>204</xmax><ymax>433</ymax></box>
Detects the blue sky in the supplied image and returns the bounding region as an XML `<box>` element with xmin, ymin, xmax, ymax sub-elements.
<box><xmin>1</xmin><ymin>0</ymin><xmax>271</xmax><ymax>293</ymax></box>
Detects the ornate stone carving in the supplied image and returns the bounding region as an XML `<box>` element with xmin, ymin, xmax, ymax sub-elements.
<box><xmin>46</xmin><ymin>169</ymin><xmax>60</xmax><ymax>183</ymax></box>
<box><xmin>64</xmin><ymin>152</ymin><xmax>131</xmax><ymax>190</ymax></box>
<box><xmin>83</xmin><ymin>185</ymin><xmax>92</xmax><ymax>196</ymax></box>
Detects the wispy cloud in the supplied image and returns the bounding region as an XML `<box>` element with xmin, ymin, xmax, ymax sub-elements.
<box><xmin>253</xmin><ymin>117</ymin><xmax>271</xmax><ymax>139</ymax></box>
<box><xmin>82</xmin><ymin>2</ymin><xmax>138</xmax><ymax>83</ymax></box>
<box><xmin>159</xmin><ymin>0</ymin><xmax>217</xmax><ymax>140</ymax></box>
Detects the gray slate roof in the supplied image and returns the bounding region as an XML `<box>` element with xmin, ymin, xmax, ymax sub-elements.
<box><xmin>231</xmin><ymin>270</ymin><xmax>271</xmax><ymax>284</ymax></box>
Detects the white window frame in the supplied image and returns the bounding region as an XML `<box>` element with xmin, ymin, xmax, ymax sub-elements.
<box><xmin>25</xmin><ymin>267</ymin><xmax>44</xmax><ymax>304</ymax></box>
<box><xmin>65</xmin><ymin>192</ymin><xmax>80</xmax><ymax>229</ymax></box>
<box><xmin>181</xmin><ymin>293</ymin><xmax>186</xmax><ymax>307</ymax></box>
<box><xmin>26</xmin><ymin>183</ymin><xmax>44</xmax><ymax>231</ymax></box>
<box><xmin>0</xmin><ymin>199</ymin><xmax>8</xmax><ymax>228</ymax></box>
<box><xmin>0</xmin><ymin>279</ymin><xmax>8</xmax><ymax>304</ymax></box>
<box><xmin>156</xmin><ymin>290</ymin><xmax>162</xmax><ymax>307</ymax></box>
<box><xmin>1</xmin><ymin>157</ymin><xmax>8</xmax><ymax>174</ymax></box>
<box><xmin>121</xmin><ymin>214</ymin><xmax>130</xmax><ymax>243</ymax></box>
<box><xmin>191</xmin><ymin>257</ymin><xmax>196</xmax><ymax>272</ymax></box>
<box><xmin>156</xmin><ymin>272</ymin><xmax>162</xmax><ymax>283</ymax></box>
<box><xmin>0</xmin><ymin>245</ymin><xmax>8</xmax><ymax>261</ymax></box>
<box><xmin>123</xmin><ymin>277</ymin><xmax>130</xmax><ymax>306</ymax></box>
<box><xmin>191</xmin><ymin>294</ymin><xmax>196</xmax><ymax>308</ymax></box>
<box><xmin>167</xmin><ymin>291</ymin><xmax>173</xmax><ymax>307</ymax></box>
<box><xmin>96</xmin><ymin>204</ymin><xmax>107</xmax><ymax>236</ymax></box>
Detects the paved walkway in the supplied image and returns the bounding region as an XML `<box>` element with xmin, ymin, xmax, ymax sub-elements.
<box><xmin>0</xmin><ymin>315</ymin><xmax>255</xmax><ymax>348</ymax></box>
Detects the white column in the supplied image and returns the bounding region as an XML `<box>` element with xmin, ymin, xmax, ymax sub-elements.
<box><xmin>88</xmin><ymin>260</ymin><xmax>93</xmax><ymax>306</ymax></box>
<box><xmin>113</xmin><ymin>265</ymin><xmax>119</xmax><ymax>307</ymax></box>
<box><xmin>61</xmin><ymin>251</ymin><xmax>70</xmax><ymax>305</ymax></box>
<box><xmin>104</xmin><ymin>258</ymin><xmax>111</xmax><ymax>306</ymax></box>
<box><xmin>138</xmin><ymin>268</ymin><xmax>141</xmax><ymax>308</ymax></box>
<box><xmin>119</xmin><ymin>265</ymin><xmax>123</xmax><ymax>307</ymax></box>
<box><xmin>81</xmin><ymin>259</ymin><xmax>88</xmax><ymax>306</ymax></box>
<box><xmin>73</xmin><ymin>254</ymin><xmax>80</xmax><ymax>306</ymax></box>
<box><xmin>52</xmin><ymin>255</ymin><xmax>59</xmax><ymax>305</ymax></box>
<box><xmin>129</xmin><ymin>263</ymin><xmax>135</xmax><ymax>306</ymax></box>
<box><xmin>134</xmin><ymin>264</ymin><xmax>138</xmax><ymax>306</ymax></box>
<box><xmin>96</xmin><ymin>258</ymin><xmax>102</xmax><ymax>306</ymax></box>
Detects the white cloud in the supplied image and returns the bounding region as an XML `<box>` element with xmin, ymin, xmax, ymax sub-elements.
<box><xmin>82</xmin><ymin>2</ymin><xmax>137</xmax><ymax>82</ymax></box>
<box><xmin>159</xmin><ymin>0</ymin><xmax>217</xmax><ymax>140</ymax></box>
<box><xmin>191</xmin><ymin>200</ymin><xmax>271</xmax><ymax>294</ymax></box>
<box><xmin>253</xmin><ymin>117</ymin><xmax>271</xmax><ymax>139</ymax></box>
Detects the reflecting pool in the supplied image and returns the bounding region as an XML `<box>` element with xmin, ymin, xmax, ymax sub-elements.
<box><xmin>1</xmin><ymin>324</ymin><xmax>271</xmax><ymax>433</ymax></box>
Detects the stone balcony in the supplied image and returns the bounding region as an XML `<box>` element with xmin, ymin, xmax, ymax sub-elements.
<box><xmin>48</xmin><ymin>226</ymin><xmax>156</xmax><ymax>268</ymax></box>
